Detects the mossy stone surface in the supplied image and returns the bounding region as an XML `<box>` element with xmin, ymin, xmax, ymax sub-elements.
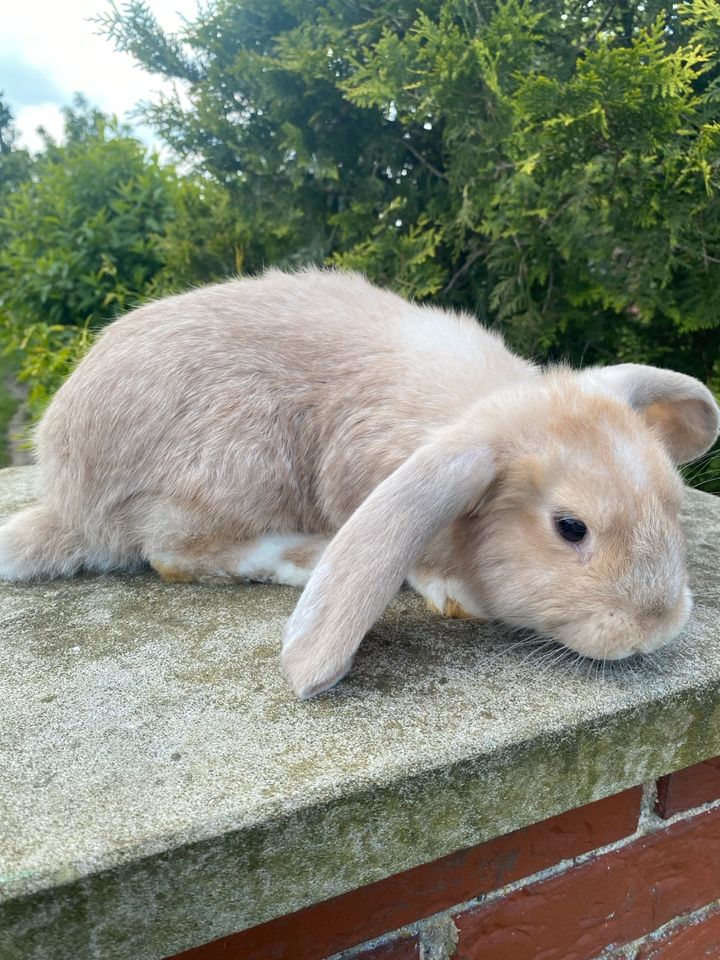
<box><xmin>1</xmin><ymin>466</ymin><xmax>720</xmax><ymax>959</ymax></box>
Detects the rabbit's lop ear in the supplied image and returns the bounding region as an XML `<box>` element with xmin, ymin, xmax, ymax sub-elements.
<box><xmin>588</xmin><ymin>363</ymin><xmax>720</xmax><ymax>464</ymax></box>
<box><xmin>281</xmin><ymin>441</ymin><xmax>496</xmax><ymax>698</ymax></box>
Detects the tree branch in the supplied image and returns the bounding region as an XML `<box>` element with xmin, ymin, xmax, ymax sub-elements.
<box><xmin>442</xmin><ymin>246</ymin><xmax>484</xmax><ymax>295</ymax></box>
<box><xmin>403</xmin><ymin>139</ymin><xmax>448</xmax><ymax>182</ymax></box>
<box><xmin>587</xmin><ymin>1</ymin><xmax>618</xmax><ymax>46</ymax></box>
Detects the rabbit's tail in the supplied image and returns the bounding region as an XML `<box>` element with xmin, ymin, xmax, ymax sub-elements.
<box><xmin>0</xmin><ymin>504</ymin><xmax>84</xmax><ymax>581</ymax></box>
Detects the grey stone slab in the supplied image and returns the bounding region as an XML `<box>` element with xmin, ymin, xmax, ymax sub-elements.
<box><xmin>1</xmin><ymin>465</ymin><xmax>719</xmax><ymax>960</ymax></box>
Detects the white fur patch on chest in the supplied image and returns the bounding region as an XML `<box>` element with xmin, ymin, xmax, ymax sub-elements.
<box><xmin>407</xmin><ymin>572</ymin><xmax>486</xmax><ymax>619</ymax></box>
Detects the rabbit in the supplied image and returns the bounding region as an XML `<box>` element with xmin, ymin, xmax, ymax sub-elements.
<box><xmin>0</xmin><ymin>268</ymin><xmax>717</xmax><ymax>699</ymax></box>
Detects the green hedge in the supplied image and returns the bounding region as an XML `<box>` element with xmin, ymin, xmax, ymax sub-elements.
<box><xmin>2</xmin><ymin>3</ymin><xmax>720</xmax><ymax>488</ymax></box>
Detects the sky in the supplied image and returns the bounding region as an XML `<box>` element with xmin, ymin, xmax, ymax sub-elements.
<box><xmin>1</xmin><ymin>0</ymin><xmax>199</xmax><ymax>152</ymax></box>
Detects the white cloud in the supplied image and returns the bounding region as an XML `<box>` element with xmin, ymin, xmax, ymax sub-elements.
<box><xmin>1</xmin><ymin>0</ymin><xmax>200</xmax><ymax>151</ymax></box>
<box><xmin>14</xmin><ymin>103</ymin><xmax>65</xmax><ymax>152</ymax></box>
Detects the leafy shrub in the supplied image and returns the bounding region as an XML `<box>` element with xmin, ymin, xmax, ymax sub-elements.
<box><xmin>4</xmin><ymin>4</ymin><xmax>720</xmax><ymax>488</ymax></box>
<box><xmin>0</xmin><ymin>97</ymin><xmax>179</xmax><ymax>410</ymax></box>
<box><xmin>0</xmin><ymin>95</ymin><xmax>32</xmax><ymax>200</ymax></box>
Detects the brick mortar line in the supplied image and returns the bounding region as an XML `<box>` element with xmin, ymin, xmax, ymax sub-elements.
<box><xmin>637</xmin><ymin>781</ymin><xmax>658</xmax><ymax>830</ymax></box>
<box><xmin>592</xmin><ymin>896</ymin><xmax>720</xmax><ymax>959</ymax></box>
<box><xmin>332</xmin><ymin>786</ymin><xmax>720</xmax><ymax>960</ymax></box>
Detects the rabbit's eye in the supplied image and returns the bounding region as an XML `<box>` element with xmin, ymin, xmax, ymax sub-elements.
<box><xmin>555</xmin><ymin>516</ymin><xmax>587</xmax><ymax>543</ymax></box>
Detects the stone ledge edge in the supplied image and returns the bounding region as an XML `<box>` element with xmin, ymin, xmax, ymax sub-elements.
<box><xmin>3</xmin><ymin>677</ymin><xmax>720</xmax><ymax>960</ymax></box>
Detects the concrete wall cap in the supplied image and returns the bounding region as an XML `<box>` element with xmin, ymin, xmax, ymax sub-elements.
<box><xmin>1</xmin><ymin>465</ymin><xmax>720</xmax><ymax>959</ymax></box>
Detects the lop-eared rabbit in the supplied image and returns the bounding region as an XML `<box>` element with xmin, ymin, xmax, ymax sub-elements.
<box><xmin>1</xmin><ymin>269</ymin><xmax>717</xmax><ymax>697</ymax></box>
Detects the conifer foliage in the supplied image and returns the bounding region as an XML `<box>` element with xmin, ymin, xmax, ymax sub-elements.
<box><xmin>98</xmin><ymin>0</ymin><xmax>720</xmax><ymax>389</ymax></box>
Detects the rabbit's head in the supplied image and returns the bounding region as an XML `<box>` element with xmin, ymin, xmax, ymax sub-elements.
<box><xmin>282</xmin><ymin>364</ymin><xmax>719</xmax><ymax>697</ymax></box>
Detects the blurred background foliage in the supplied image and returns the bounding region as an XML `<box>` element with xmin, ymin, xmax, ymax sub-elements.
<box><xmin>1</xmin><ymin>0</ymin><xmax>720</xmax><ymax>486</ymax></box>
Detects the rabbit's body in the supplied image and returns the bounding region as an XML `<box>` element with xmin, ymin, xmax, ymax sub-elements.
<box><xmin>3</xmin><ymin>269</ymin><xmax>532</xmax><ymax>591</ymax></box>
<box><xmin>1</xmin><ymin>268</ymin><xmax>718</xmax><ymax>698</ymax></box>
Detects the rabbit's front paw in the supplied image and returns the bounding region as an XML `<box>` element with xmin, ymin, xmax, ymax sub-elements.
<box><xmin>442</xmin><ymin>597</ymin><xmax>484</xmax><ymax>620</ymax></box>
<box><xmin>409</xmin><ymin>572</ymin><xmax>486</xmax><ymax>622</ymax></box>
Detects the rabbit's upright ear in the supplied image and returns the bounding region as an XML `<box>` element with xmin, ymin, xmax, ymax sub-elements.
<box><xmin>281</xmin><ymin>441</ymin><xmax>496</xmax><ymax>698</ymax></box>
<box><xmin>587</xmin><ymin>363</ymin><xmax>720</xmax><ymax>464</ymax></box>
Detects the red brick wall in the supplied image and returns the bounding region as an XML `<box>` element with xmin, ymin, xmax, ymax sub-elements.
<box><xmin>169</xmin><ymin>755</ymin><xmax>720</xmax><ymax>960</ymax></box>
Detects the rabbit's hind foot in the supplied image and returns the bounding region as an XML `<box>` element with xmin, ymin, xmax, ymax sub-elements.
<box><xmin>149</xmin><ymin>533</ymin><xmax>331</xmax><ymax>587</ymax></box>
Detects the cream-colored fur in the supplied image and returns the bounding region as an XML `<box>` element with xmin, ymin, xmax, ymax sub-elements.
<box><xmin>0</xmin><ymin>269</ymin><xmax>717</xmax><ymax>697</ymax></box>
<box><xmin>150</xmin><ymin>533</ymin><xmax>330</xmax><ymax>585</ymax></box>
